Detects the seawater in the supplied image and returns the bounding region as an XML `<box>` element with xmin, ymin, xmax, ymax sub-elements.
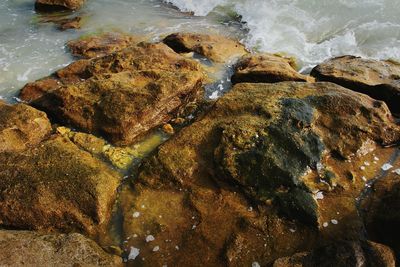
<box><xmin>1</xmin><ymin>0</ymin><xmax>400</xmax><ymax>99</ymax></box>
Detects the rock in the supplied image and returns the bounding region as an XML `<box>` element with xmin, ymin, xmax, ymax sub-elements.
<box><xmin>0</xmin><ymin>230</ymin><xmax>122</xmax><ymax>266</ymax></box>
<box><xmin>361</xmin><ymin>162</ymin><xmax>400</xmax><ymax>259</ymax></box>
<box><xmin>67</xmin><ymin>32</ymin><xmax>143</xmax><ymax>59</ymax></box>
<box><xmin>26</xmin><ymin>42</ymin><xmax>205</xmax><ymax>145</ymax></box>
<box><xmin>273</xmin><ymin>240</ymin><xmax>396</xmax><ymax>267</ymax></box>
<box><xmin>120</xmin><ymin>82</ymin><xmax>400</xmax><ymax>266</ymax></box>
<box><xmin>0</xmin><ymin>135</ymin><xmax>121</xmax><ymax>236</ymax></box>
<box><xmin>231</xmin><ymin>53</ymin><xmax>310</xmax><ymax>84</ymax></box>
<box><xmin>20</xmin><ymin>77</ymin><xmax>61</xmax><ymax>102</ymax></box>
<box><xmin>58</xmin><ymin>16</ymin><xmax>82</xmax><ymax>31</ymax></box>
<box><xmin>0</xmin><ymin>101</ymin><xmax>51</xmax><ymax>153</ymax></box>
<box><xmin>163</xmin><ymin>32</ymin><xmax>247</xmax><ymax>63</ymax></box>
<box><xmin>35</xmin><ymin>0</ymin><xmax>85</xmax><ymax>11</ymax></box>
<box><xmin>311</xmin><ymin>55</ymin><xmax>400</xmax><ymax>114</ymax></box>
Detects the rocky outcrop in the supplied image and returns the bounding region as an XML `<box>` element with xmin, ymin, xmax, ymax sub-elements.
<box><xmin>0</xmin><ymin>134</ymin><xmax>121</xmax><ymax>236</ymax></box>
<box><xmin>58</xmin><ymin>16</ymin><xmax>82</xmax><ymax>30</ymax></box>
<box><xmin>311</xmin><ymin>55</ymin><xmax>400</xmax><ymax>114</ymax></box>
<box><xmin>67</xmin><ymin>32</ymin><xmax>143</xmax><ymax>59</ymax></box>
<box><xmin>120</xmin><ymin>82</ymin><xmax>400</xmax><ymax>266</ymax></box>
<box><xmin>273</xmin><ymin>241</ymin><xmax>396</xmax><ymax>267</ymax></box>
<box><xmin>361</xmin><ymin>160</ymin><xmax>400</xmax><ymax>259</ymax></box>
<box><xmin>0</xmin><ymin>230</ymin><xmax>122</xmax><ymax>266</ymax></box>
<box><xmin>35</xmin><ymin>0</ymin><xmax>85</xmax><ymax>11</ymax></box>
<box><xmin>21</xmin><ymin>42</ymin><xmax>205</xmax><ymax>145</ymax></box>
<box><xmin>163</xmin><ymin>32</ymin><xmax>247</xmax><ymax>63</ymax></box>
<box><xmin>0</xmin><ymin>101</ymin><xmax>51</xmax><ymax>153</ymax></box>
<box><xmin>232</xmin><ymin>53</ymin><xmax>311</xmax><ymax>84</ymax></box>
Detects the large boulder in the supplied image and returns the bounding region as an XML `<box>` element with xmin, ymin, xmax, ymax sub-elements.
<box><xmin>232</xmin><ymin>53</ymin><xmax>310</xmax><ymax>84</ymax></box>
<box><xmin>21</xmin><ymin>42</ymin><xmax>205</xmax><ymax>145</ymax></box>
<box><xmin>163</xmin><ymin>32</ymin><xmax>248</xmax><ymax>63</ymax></box>
<box><xmin>273</xmin><ymin>240</ymin><xmax>396</xmax><ymax>267</ymax></box>
<box><xmin>0</xmin><ymin>135</ymin><xmax>121</xmax><ymax>236</ymax></box>
<box><xmin>311</xmin><ymin>55</ymin><xmax>400</xmax><ymax>114</ymax></box>
<box><xmin>361</xmin><ymin>160</ymin><xmax>400</xmax><ymax>259</ymax></box>
<box><xmin>0</xmin><ymin>230</ymin><xmax>122</xmax><ymax>266</ymax></box>
<box><xmin>35</xmin><ymin>0</ymin><xmax>85</xmax><ymax>11</ymax></box>
<box><xmin>67</xmin><ymin>32</ymin><xmax>144</xmax><ymax>59</ymax></box>
<box><xmin>0</xmin><ymin>101</ymin><xmax>51</xmax><ymax>153</ymax></box>
<box><xmin>120</xmin><ymin>82</ymin><xmax>400</xmax><ymax>266</ymax></box>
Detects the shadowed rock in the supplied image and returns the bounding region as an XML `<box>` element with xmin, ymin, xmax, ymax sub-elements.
<box><xmin>0</xmin><ymin>230</ymin><xmax>122</xmax><ymax>266</ymax></box>
<box><xmin>164</xmin><ymin>32</ymin><xmax>247</xmax><ymax>63</ymax></box>
<box><xmin>311</xmin><ymin>55</ymin><xmax>400</xmax><ymax>114</ymax></box>
<box><xmin>273</xmin><ymin>240</ymin><xmax>396</xmax><ymax>267</ymax></box>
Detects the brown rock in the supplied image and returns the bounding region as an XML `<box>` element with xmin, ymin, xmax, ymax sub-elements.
<box><xmin>0</xmin><ymin>230</ymin><xmax>122</xmax><ymax>266</ymax></box>
<box><xmin>19</xmin><ymin>77</ymin><xmax>61</xmax><ymax>102</ymax></box>
<box><xmin>58</xmin><ymin>16</ymin><xmax>82</xmax><ymax>31</ymax></box>
<box><xmin>0</xmin><ymin>135</ymin><xmax>121</xmax><ymax>236</ymax></box>
<box><xmin>232</xmin><ymin>53</ymin><xmax>310</xmax><ymax>84</ymax></box>
<box><xmin>35</xmin><ymin>0</ymin><xmax>85</xmax><ymax>11</ymax></box>
<box><xmin>164</xmin><ymin>32</ymin><xmax>248</xmax><ymax>63</ymax></box>
<box><xmin>67</xmin><ymin>32</ymin><xmax>143</xmax><ymax>59</ymax></box>
<box><xmin>119</xmin><ymin>82</ymin><xmax>400</xmax><ymax>266</ymax></box>
<box><xmin>273</xmin><ymin>240</ymin><xmax>396</xmax><ymax>267</ymax></box>
<box><xmin>361</xmin><ymin>161</ymin><xmax>400</xmax><ymax>259</ymax></box>
<box><xmin>26</xmin><ymin>42</ymin><xmax>205</xmax><ymax>145</ymax></box>
<box><xmin>0</xmin><ymin>101</ymin><xmax>51</xmax><ymax>153</ymax></box>
<box><xmin>311</xmin><ymin>55</ymin><xmax>400</xmax><ymax>114</ymax></box>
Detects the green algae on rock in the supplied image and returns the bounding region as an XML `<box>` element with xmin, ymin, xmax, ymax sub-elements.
<box><xmin>0</xmin><ymin>230</ymin><xmax>122</xmax><ymax>266</ymax></box>
<box><xmin>0</xmin><ymin>101</ymin><xmax>51</xmax><ymax>153</ymax></box>
<box><xmin>163</xmin><ymin>32</ymin><xmax>248</xmax><ymax>63</ymax></box>
<box><xmin>311</xmin><ymin>55</ymin><xmax>400</xmax><ymax>114</ymax></box>
<box><xmin>231</xmin><ymin>53</ymin><xmax>311</xmax><ymax>84</ymax></box>
<box><xmin>0</xmin><ymin>135</ymin><xmax>121</xmax><ymax>236</ymax></box>
<box><xmin>119</xmin><ymin>82</ymin><xmax>400</xmax><ymax>266</ymax></box>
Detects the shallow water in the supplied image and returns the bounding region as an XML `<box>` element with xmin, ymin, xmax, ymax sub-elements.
<box><xmin>167</xmin><ymin>0</ymin><xmax>400</xmax><ymax>71</ymax></box>
<box><xmin>0</xmin><ymin>0</ymin><xmax>242</xmax><ymax>100</ymax></box>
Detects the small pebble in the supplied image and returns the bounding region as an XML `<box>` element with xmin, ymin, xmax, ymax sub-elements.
<box><xmin>132</xmin><ymin>212</ymin><xmax>140</xmax><ymax>218</ymax></box>
<box><xmin>360</xmin><ymin>166</ymin><xmax>366</xmax><ymax>171</ymax></box>
<box><xmin>146</xmin><ymin>235</ymin><xmax>155</xmax><ymax>242</ymax></box>
<box><xmin>153</xmin><ymin>246</ymin><xmax>160</xmax><ymax>252</ymax></box>
<box><xmin>374</xmin><ymin>156</ymin><xmax>379</xmax><ymax>161</ymax></box>
<box><xmin>128</xmin><ymin>247</ymin><xmax>140</xmax><ymax>260</ymax></box>
<box><xmin>331</xmin><ymin>219</ymin><xmax>338</xmax><ymax>225</ymax></box>
<box><xmin>364</xmin><ymin>161</ymin><xmax>370</xmax><ymax>166</ymax></box>
<box><xmin>393</xmin><ymin>169</ymin><xmax>400</xmax><ymax>175</ymax></box>
<box><xmin>315</xmin><ymin>191</ymin><xmax>324</xmax><ymax>200</ymax></box>
<box><xmin>289</xmin><ymin>228</ymin><xmax>296</xmax><ymax>233</ymax></box>
<box><xmin>362</xmin><ymin>176</ymin><xmax>367</xmax><ymax>182</ymax></box>
<box><xmin>323</xmin><ymin>222</ymin><xmax>329</xmax><ymax>228</ymax></box>
<box><xmin>252</xmin><ymin>262</ymin><xmax>260</xmax><ymax>267</ymax></box>
<box><xmin>381</xmin><ymin>163</ymin><xmax>393</xmax><ymax>171</ymax></box>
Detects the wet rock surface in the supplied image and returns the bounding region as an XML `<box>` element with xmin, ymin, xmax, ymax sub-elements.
<box><xmin>361</xmin><ymin>156</ymin><xmax>400</xmax><ymax>260</ymax></box>
<box><xmin>119</xmin><ymin>82</ymin><xmax>400</xmax><ymax>266</ymax></box>
<box><xmin>0</xmin><ymin>134</ymin><xmax>121</xmax><ymax>236</ymax></box>
<box><xmin>67</xmin><ymin>32</ymin><xmax>143</xmax><ymax>59</ymax></box>
<box><xmin>35</xmin><ymin>0</ymin><xmax>85</xmax><ymax>11</ymax></box>
<box><xmin>0</xmin><ymin>230</ymin><xmax>122</xmax><ymax>266</ymax></box>
<box><xmin>273</xmin><ymin>240</ymin><xmax>396</xmax><ymax>267</ymax></box>
<box><xmin>311</xmin><ymin>55</ymin><xmax>400</xmax><ymax>114</ymax></box>
<box><xmin>21</xmin><ymin>42</ymin><xmax>205</xmax><ymax>145</ymax></box>
<box><xmin>163</xmin><ymin>32</ymin><xmax>247</xmax><ymax>63</ymax></box>
<box><xmin>232</xmin><ymin>53</ymin><xmax>310</xmax><ymax>84</ymax></box>
<box><xmin>0</xmin><ymin>101</ymin><xmax>51</xmax><ymax>153</ymax></box>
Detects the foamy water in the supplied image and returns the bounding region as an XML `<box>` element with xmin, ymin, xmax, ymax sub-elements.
<box><xmin>166</xmin><ymin>0</ymin><xmax>400</xmax><ymax>71</ymax></box>
<box><xmin>1</xmin><ymin>0</ymin><xmax>399</xmax><ymax>99</ymax></box>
